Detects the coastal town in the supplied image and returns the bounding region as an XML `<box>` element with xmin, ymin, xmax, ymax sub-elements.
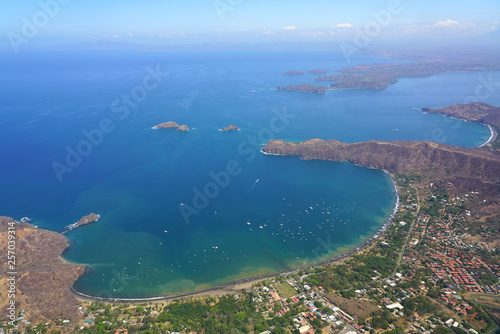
<box><xmin>2</xmin><ymin>173</ymin><xmax>499</xmax><ymax>334</ymax></box>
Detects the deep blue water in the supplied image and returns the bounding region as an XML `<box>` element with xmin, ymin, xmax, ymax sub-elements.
<box><xmin>0</xmin><ymin>50</ymin><xmax>496</xmax><ymax>298</ymax></box>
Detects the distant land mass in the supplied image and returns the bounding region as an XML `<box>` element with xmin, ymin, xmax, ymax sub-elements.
<box><xmin>177</xmin><ymin>125</ymin><xmax>189</xmax><ymax>131</ymax></box>
<box><xmin>280</xmin><ymin>71</ymin><xmax>304</xmax><ymax>75</ymax></box>
<box><xmin>277</xmin><ymin>60</ymin><xmax>500</xmax><ymax>92</ymax></box>
<box><xmin>308</xmin><ymin>69</ymin><xmax>329</xmax><ymax>75</ymax></box>
<box><xmin>314</xmin><ymin>73</ymin><xmax>398</xmax><ymax>89</ymax></box>
<box><xmin>0</xmin><ymin>217</ymin><xmax>84</xmax><ymax>324</ymax></box>
<box><xmin>276</xmin><ymin>84</ymin><xmax>327</xmax><ymax>94</ymax></box>
<box><xmin>220</xmin><ymin>124</ymin><xmax>240</xmax><ymax>131</ymax></box>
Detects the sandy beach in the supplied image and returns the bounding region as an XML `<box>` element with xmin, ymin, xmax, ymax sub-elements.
<box><xmin>479</xmin><ymin>125</ymin><xmax>498</xmax><ymax>147</ymax></box>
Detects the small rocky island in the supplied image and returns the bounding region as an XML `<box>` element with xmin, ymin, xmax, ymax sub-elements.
<box><xmin>220</xmin><ymin>124</ymin><xmax>240</xmax><ymax>131</ymax></box>
<box><xmin>153</xmin><ymin>121</ymin><xmax>189</xmax><ymax>131</ymax></box>
<box><xmin>276</xmin><ymin>84</ymin><xmax>327</xmax><ymax>94</ymax></box>
<box><xmin>62</xmin><ymin>213</ymin><xmax>100</xmax><ymax>233</ymax></box>
<box><xmin>154</xmin><ymin>121</ymin><xmax>179</xmax><ymax>129</ymax></box>
<box><xmin>75</xmin><ymin>213</ymin><xmax>100</xmax><ymax>227</ymax></box>
<box><xmin>280</xmin><ymin>70</ymin><xmax>304</xmax><ymax>75</ymax></box>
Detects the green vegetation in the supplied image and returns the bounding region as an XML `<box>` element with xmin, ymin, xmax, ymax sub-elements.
<box><xmin>275</xmin><ymin>283</ymin><xmax>297</xmax><ymax>299</ymax></box>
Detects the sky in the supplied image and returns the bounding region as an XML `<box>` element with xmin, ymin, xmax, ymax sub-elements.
<box><xmin>1</xmin><ymin>0</ymin><xmax>499</xmax><ymax>48</ymax></box>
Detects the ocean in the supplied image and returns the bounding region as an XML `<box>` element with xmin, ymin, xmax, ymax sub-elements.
<box><xmin>0</xmin><ymin>50</ymin><xmax>497</xmax><ymax>298</ymax></box>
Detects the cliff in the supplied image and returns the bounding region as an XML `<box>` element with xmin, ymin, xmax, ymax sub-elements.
<box><xmin>0</xmin><ymin>217</ymin><xmax>85</xmax><ymax>324</ymax></box>
<box><xmin>263</xmin><ymin>139</ymin><xmax>500</xmax><ymax>183</ymax></box>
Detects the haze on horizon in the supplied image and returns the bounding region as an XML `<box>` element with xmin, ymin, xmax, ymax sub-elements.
<box><xmin>1</xmin><ymin>0</ymin><xmax>500</xmax><ymax>51</ymax></box>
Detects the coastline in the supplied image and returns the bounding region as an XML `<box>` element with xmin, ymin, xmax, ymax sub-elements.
<box><xmin>417</xmin><ymin>106</ymin><xmax>498</xmax><ymax>148</ymax></box>
<box><xmin>70</xmin><ymin>166</ymin><xmax>402</xmax><ymax>303</ymax></box>
<box><xmin>69</xmin><ymin>105</ymin><xmax>492</xmax><ymax>302</ymax></box>
<box><xmin>479</xmin><ymin>125</ymin><xmax>498</xmax><ymax>148</ymax></box>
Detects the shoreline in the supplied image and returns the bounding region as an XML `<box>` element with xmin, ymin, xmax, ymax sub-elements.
<box><xmin>70</xmin><ymin>166</ymin><xmax>402</xmax><ymax>303</ymax></box>
<box><xmin>70</xmin><ymin>109</ymin><xmax>488</xmax><ymax>302</ymax></box>
<box><xmin>479</xmin><ymin>125</ymin><xmax>498</xmax><ymax>148</ymax></box>
<box><xmin>417</xmin><ymin>107</ymin><xmax>498</xmax><ymax>149</ymax></box>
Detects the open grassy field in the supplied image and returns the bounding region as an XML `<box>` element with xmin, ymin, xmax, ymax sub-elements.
<box><xmin>275</xmin><ymin>283</ymin><xmax>298</xmax><ymax>299</ymax></box>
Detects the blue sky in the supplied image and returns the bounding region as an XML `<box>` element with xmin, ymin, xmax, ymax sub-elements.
<box><xmin>1</xmin><ymin>0</ymin><xmax>499</xmax><ymax>46</ymax></box>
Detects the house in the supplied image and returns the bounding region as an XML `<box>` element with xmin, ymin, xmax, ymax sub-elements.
<box><xmin>386</xmin><ymin>303</ymin><xmax>404</xmax><ymax>310</ymax></box>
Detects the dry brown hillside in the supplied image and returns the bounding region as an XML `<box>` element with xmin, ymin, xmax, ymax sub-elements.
<box><xmin>0</xmin><ymin>217</ymin><xmax>84</xmax><ymax>324</ymax></box>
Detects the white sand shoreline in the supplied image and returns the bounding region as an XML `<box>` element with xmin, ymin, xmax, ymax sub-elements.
<box><xmin>479</xmin><ymin>124</ymin><xmax>497</xmax><ymax>147</ymax></box>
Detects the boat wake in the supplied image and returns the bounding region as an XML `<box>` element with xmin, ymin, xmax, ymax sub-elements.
<box><xmin>241</xmin><ymin>178</ymin><xmax>260</xmax><ymax>197</ymax></box>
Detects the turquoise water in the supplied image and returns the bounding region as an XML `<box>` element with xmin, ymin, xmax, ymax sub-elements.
<box><xmin>0</xmin><ymin>50</ymin><xmax>495</xmax><ymax>298</ymax></box>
